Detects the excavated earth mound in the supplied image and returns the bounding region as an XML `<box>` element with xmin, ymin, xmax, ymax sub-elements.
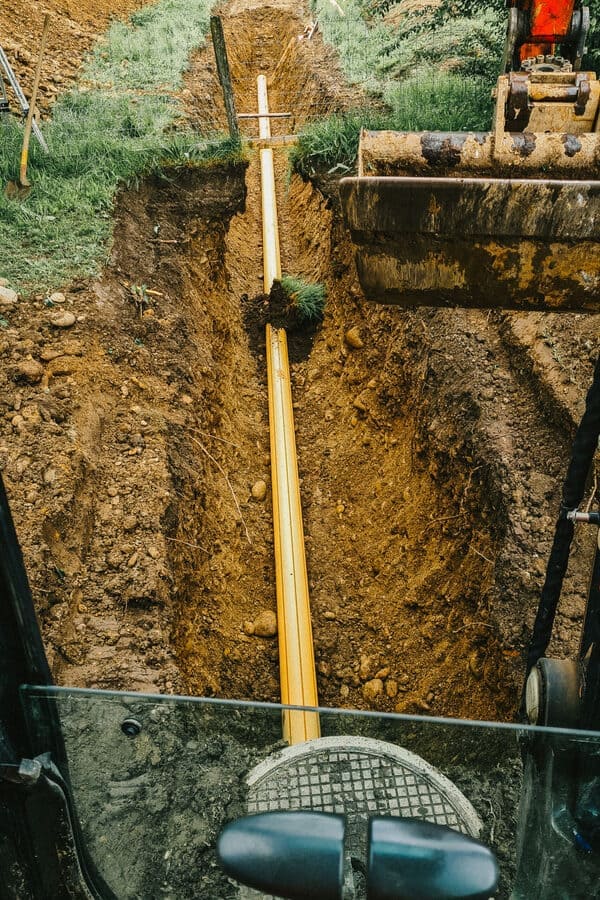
<box><xmin>1</xmin><ymin>0</ymin><xmax>146</xmax><ymax>116</ymax></box>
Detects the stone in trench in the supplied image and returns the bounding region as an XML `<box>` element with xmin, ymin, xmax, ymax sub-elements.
<box><xmin>359</xmin><ymin>653</ymin><xmax>372</xmax><ymax>681</ymax></box>
<box><xmin>50</xmin><ymin>311</ymin><xmax>76</xmax><ymax>329</ymax></box>
<box><xmin>344</xmin><ymin>327</ymin><xmax>363</xmax><ymax>349</ymax></box>
<box><xmin>362</xmin><ymin>678</ymin><xmax>384</xmax><ymax>702</ymax></box>
<box><xmin>252</xmin><ymin>610</ymin><xmax>277</xmax><ymax>638</ymax></box>
<box><xmin>0</xmin><ymin>286</ymin><xmax>18</xmax><ymax>306</ymax></box>
<box><xmin>385</xmin><ymin>679</ymin><xmax>398</xmax><ymax>699</ymax></box>
<box><xmin>49</xmin><ymin>292</ymin><xmax>66</xmax><ymax>304</ymax></box>
<box><xmin>16</xmin><ymin>359</ymin><xmax>44</xmax><ymax>384</ymax></box>
<box><xmin>251</xmin><ymin>479</ymin><xmax>267</xmax><ymax>501</ymax></box>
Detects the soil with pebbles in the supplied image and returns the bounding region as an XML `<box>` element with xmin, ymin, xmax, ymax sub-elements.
<box><xmin>4</xmin><ymin>2</ymin><xmax>600</xmax><ymax>896</ymax></box>
<box><xmin>2</xmin><ymin>0</ymin><xmax>599</xmax><ymax>725</ymax></box>
<box><xmin>0</xmin><ymin>0</ymin><xmax>148</xmax><ymax>119</ymax></box>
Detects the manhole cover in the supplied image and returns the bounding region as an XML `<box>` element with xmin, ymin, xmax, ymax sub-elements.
<box><xmin>241</xmin><ymin>735</ymin><xmax>482</xmax><ymax>898</ymax></box>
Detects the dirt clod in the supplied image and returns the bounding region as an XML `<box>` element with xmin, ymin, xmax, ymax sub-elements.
<box><xmin>363</xmin><ymin>677</ymin><xmax>384</xmax><ymax>701</ymax></box>
<box><xmin>16</xmin><ymin>359</ymin><xmax>44</xmax><ymax>384</ymax></box>
<box><xmin>344</xmin><ymin>326</ymin><xmax>364</xmax><ymax>349</ymax></box>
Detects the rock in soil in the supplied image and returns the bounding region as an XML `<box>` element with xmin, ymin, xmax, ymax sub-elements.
<box><xmin>251</xmin><ymin>478</ymin><xmax>267</xmax><ymax>501</ymax></box>
<box><xmin>252</xmin><ymin>610</ymin><xmax>277</xmax><ymax>638</ymax></box>
<box><xmin>0</xmin><ymin>286</ymin><xmax>18</xmax><ymax>305</ymax></box>
<box><xmin>50</xmin><ymin>311</ymin><xmax>76</xmax><ymax>328</ymax></box>
<box><xmin>344</xmin><ymin>326</ymin><xmax>364</xmax><ymax>349</ymax></box>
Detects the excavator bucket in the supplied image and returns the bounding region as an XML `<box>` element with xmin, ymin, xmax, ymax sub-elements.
<box><xmin>340</xmin><ymin>66</ymin><xmax>600</xmax><ymax>312</ymax></box>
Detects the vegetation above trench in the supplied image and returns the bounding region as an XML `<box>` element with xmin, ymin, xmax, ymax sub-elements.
<box><xmin>0</xmin><ymin>0</ymin><xmax>239</xmax><ymax>294</ymax></box>
<box><xmin>291</xmin><ymin>0</ymin><xmax>600</xmax><ymax>176</ymax></box>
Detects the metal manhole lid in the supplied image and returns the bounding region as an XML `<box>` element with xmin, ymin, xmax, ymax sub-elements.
<box><xmin>242</xmin><ymin>735</ymin><xmax>482</xmax><ymax>898</ymax></box>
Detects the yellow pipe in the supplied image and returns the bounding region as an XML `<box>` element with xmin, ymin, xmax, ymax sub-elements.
<box><xmin>257</xmin><ymin>75</ymin><xmax>281</xmax><ymax>293</ymax></box>
<box><xmin>260</xmin><ymin>149</ymin><xmax>281</xmax><ymax>293</ymax></box>
<box><xmin>258</xmin><ymin>75</ymin><xmax>319</xmax><ymax>743</ymax></box>
<box><xmin>257</xmin><ymin>74</ymin><xmax>271</xmax><ymax>139</ymax></box>
<box><xmin>267</xmin><ymin>324</ymin><xmax>320</xmax><ymax>744</ymax></box>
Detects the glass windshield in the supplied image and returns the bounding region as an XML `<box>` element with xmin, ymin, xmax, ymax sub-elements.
<box><xmin>21</xmin><ymin>686</ymin><xmax>600</xmax><ymax>899</ymax></box>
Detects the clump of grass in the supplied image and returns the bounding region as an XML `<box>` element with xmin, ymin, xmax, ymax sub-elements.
<box><xmin>0</xmin><ymin>0</ymin><xmax>239</xmax><ymax>294</ymax></box>
<box><xmin>280</xmin><ymin>275</ymin><xmax>327</xmax><ymax>323</ymax></box>
<box><xmin>290</xmin><ymin>110</ymin><xmax>379</xmax><ymax>177</ymax></box>
<box><xmin>291</xmin><ymin>71</ymin><xmax>493</xmax><ymax>176</ymax></box>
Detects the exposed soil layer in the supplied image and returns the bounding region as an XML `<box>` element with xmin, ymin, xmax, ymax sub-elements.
<box><xmin>0</xmin><ymin>0</ymin><xmax>148</xmax><ymax>117</ymax></box>
<box><xmin>2</xmin><ymin>0</ymin><xmax>599</xmax><ymax>730</ymax></box>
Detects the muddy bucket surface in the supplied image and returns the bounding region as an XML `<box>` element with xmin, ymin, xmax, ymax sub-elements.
<box><xmin>340</xmin><ymin>175</ymin><xmax>600</xmax><ymax>312</ymax></box>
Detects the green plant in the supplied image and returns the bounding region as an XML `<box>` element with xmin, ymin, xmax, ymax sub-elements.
<box><xmin>290</xmin><ymin>110</ymin><xmax>379</xmax><ymax>176</ymax></box>
<box><xmin>291</xmin><ymin>71</ymin><xmax>493</xmax><ymax>176</ymax></box>
<box><xmin>0</xmin><ymin>0</ymin><xmax>239</xmax><ymax>293</ymax></box>
<box><xmin>280</xmin><ymin>275</ymin><xmax>327</xmax><ymax>323</ymax></box>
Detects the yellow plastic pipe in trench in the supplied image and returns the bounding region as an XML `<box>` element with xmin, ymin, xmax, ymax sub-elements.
<box><xmin>267</xmin><ymin>325</ymin><xmax>320</xmax><ymax>744</ymax></box>
<box><xmin>258</xmin><ymin>75</ymin><xmax>320</xmax><ymax>744</ymax></box>
<box><xmin>258</xmin><ymin>74</ymin><xmax>282</xmax><ymax>293</ymax></box>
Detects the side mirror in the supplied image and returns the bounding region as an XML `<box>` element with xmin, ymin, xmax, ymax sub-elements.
<box><xmin>367</xmin><ymin>817</ymin><xmax>499</xmax><ymax>900</ymax></box>
<box><xmin>217</xmin><ymin>811</ymin><xmax>345</xmax><ymax>899</ymax></box>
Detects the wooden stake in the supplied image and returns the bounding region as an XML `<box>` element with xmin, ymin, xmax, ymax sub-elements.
<box><xmin>210</xmin><ymin>16</ymin><xmax>239</xmax><ymax>141</ymax></box>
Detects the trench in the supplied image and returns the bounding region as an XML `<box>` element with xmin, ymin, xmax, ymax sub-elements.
<box><xmin>22</xmin><ymin>0</ymin><xmax>591</xmax><ymax>725</ymax></box>
<box><xmin>162</xmin><ymin>1</ymin><xmax>518</xmax><ymax>721</ymax></box>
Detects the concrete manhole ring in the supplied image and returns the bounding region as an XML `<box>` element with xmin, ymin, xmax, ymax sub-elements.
<box><xmin>242</xmin><ymin>735</ymin><xmax>483</xmax><ymax>898</ymax></box>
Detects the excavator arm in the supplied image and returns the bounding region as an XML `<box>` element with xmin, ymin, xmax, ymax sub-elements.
<box><xmin>339</xmin><ymin>0</ymin><xmax>600</xmax><ymax>311</ymax></box>
<box><xmin>505</xmin><ymin>0</ymin><xmax>588</xmax><ymax>70</ymax></box>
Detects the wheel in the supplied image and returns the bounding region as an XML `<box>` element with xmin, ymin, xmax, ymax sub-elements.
<box><xmin>525</xmin><ymin>658</ymin><xmax>581</xmax><ymax>728</ymax></box>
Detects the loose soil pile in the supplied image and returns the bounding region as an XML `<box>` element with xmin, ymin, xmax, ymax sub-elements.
<box><xmin>2</xmin><ymin>0</ymin><xmax>599</xmax><ymax>730</ymax></box>
<box><xmin>1</xmin><ymin>0</ymin><xmax>147</xmax><ymax>116</ymax></box>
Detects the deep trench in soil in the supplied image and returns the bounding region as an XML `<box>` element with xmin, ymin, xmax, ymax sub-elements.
<box><xmin>13</xmin><ymin>0</ymin><xmax>595</xmax><ymax>728</ymax></box>
<box><xmin>158</xmin><ymin>2</ymin><xmax>514</xmax><ymax>721</ymax></box>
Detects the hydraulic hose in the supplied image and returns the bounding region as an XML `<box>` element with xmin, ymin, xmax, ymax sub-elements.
<box><xmin>526</xmin><ymin>353</ymin><xmax>600</xmax><ymax>675</ymax></box>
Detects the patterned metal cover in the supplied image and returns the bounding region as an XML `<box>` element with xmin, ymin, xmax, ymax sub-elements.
<box><xmin>243</xmin><ymin>735</ymin><xmax>482</xmax><ymax>898</ymax></box>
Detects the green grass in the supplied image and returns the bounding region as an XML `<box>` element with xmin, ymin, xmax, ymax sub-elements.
<box><xmin>280</xmin><ymin>275</ymin><xmax>327</xmax><ymax>323</ymax></box>
<box><xmin>291</xmin><ymin>73</ymin><xmax>494</xmax><ymax>177</ymax></box>
<box><xmin>291</xmin><ymin>0</ymin><xmax>503</xmax><ymax>175</ymax></box>
<box><xmin>0</xmin><ymin>0</ymin><xmax>239</xmax><ymax>294</ymax></box>
<box><xmin>86</xmin><ymin>0</ymin><xmax>216</xmax><ymax>90</ymax></box>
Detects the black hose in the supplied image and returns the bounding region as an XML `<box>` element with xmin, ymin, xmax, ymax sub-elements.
<box><xmin>526</xmin><ymin>353</ymin><xmax>600</xmax><ymax>675</ymax></box>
